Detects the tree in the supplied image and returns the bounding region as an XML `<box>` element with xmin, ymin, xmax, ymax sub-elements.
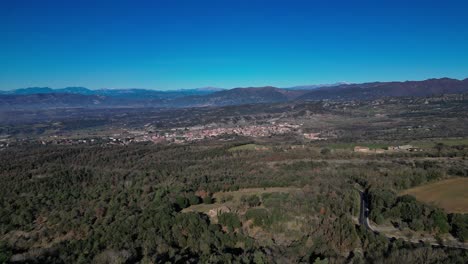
<box><xmin>253</xmin><ymin>251</ymin><xmax>266</xmax><ymax>264</ymax></box>
<box><xmin>429</xmin><ymin>209</ymin><xmax>450</xmax><ymax>233</ymax></box>
<box><xmin>313</xmin><ymin>257</ymin><xmax>329</xmax><ymax>264</ymax></box>
<box><xmin>450</xmin><ymin>214</ymin><xmax>468</xmax><ymax>242</ymax></box>
<box><xmin>203</xmin><ymin>196</ymin><xmax>214</xmax><ymax>204</ymax></box>
<box><xmin>0</xmin><ymin>241</ymin><xmax>12</xmax><ymax>264</ymax></box>
<box><xmin>175</xmin><ymin>196</ymin><xmax>189</xmax><ymax>210</ymax></box>
<box><xmin>187</xmin><ymin>193</ymin><xmax>201</xmax><ymax>205</ymax></box>
<box><xmin>241</xmin><ymin>195</ymin><xmax>261</xmax><ymax>207</ymax></box>
<box><xmin>218</xmin><ymin>212</ymin><xmax>241</xmax><ymax>232</ymax></box>
<box><xmin>374</xmin><ymin>214</ymin><xmax>385</xmax><ymax>225</ymax></box>
<box><xmin>434</xmin><ymin>143</ymin><xmax>445</xmax><ymax>155</ymax></box>
<box><xmin>320</xmin><ymin>148</ymin><xmax>331</xmax><ymax>155</ymax></box>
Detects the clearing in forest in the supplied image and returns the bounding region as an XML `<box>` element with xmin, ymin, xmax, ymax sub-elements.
<box><xmin>182</xmin><ymin>187</ymin><xmax>301</xmax><ymax>214</ymax></box>
<box><xmin>228</xmin><ymin>144</ymin><xmax>269</xmax><ymax>152</ymax></box>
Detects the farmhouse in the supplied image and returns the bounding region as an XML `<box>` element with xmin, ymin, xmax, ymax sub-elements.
<box><xmin>354</xmin><ymin>146</ymin><xmax>370</xmax><ymax>153</ymax></box>
<box><xmin>388</xmin><ymin>145</ymin><xmax>423</xmax><ymax>152</ymax></box>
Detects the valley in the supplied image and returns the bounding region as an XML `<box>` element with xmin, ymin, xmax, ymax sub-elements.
<box><xmin>1</xmin><ymin>91</ymin><xmax>468</xmax><ymax>263</ymax></box>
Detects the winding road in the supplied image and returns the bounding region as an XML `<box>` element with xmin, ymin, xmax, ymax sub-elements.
<box><xmin>357</xmin><ymin>190</ymin><xmax>468</xmax><ymax>250</ymax></box>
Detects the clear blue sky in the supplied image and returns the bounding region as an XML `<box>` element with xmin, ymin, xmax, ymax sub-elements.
<box><xmin>1</xmin><ymin>0</ymin><xmax>467</xmax><ymax>90</ymax></box>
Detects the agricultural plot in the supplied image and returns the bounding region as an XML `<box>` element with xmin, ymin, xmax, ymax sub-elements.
<box><xmin>401</xmin><ymin>178</ymin><xmax>468</xmax><ymax>213</ymax></box>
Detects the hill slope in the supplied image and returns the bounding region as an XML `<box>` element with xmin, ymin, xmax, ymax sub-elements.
<box><xmin>1</xmin><ymin>78</ymin><xmax>468</xmax><ymax>109</ymax></box>
<box><xmin>298</xmin><ymin>78</ymin><xmax>468</xmax><ymax>100</ymax></box>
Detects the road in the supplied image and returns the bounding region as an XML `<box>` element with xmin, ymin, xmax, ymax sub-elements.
<box><xmin>358</xmin><ymin>191</ymin><xmax>372</xmax><ymax>231</ymax></box>
<box><xmin>357</xmin><ymin>190</ymin><xmax>468</xmax><ymax>250</ymax></box>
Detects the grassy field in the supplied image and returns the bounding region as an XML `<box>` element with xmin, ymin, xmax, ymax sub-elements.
<box><xmin>317</xmin><ymin>137</ymin><xmax>468</xmax><ymax>151</ymax></box>
<box><xmin>400</xmin><ymin>178</ymin><xmax>468</xmax><ymax>213</ymax></box>
<box><xmin>410</xmin><ymin>138</ymin><xmax>468</xmax><ymax>148</ymax></box>
<box><xmin>228</xmin><ymin>143</ymin><xmax>269</xmax><ymax>152</ymax></box>
<box><xmin>319</xmin><ymin>142</ymin><xmax>390</xmax><ymax>150</ymax></box>
<box><xmin>213</xmin><ymin>187</ymin><xmax>300</xmax><ymax>202</ymax></box>
<box><xmin>182</xmin><ymin>187</ymin><xmax>301</xmax><ymax>214</ymax></box>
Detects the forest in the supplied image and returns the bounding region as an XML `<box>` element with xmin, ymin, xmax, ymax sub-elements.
<box><xmin>1</xmin><ymin>138</ymin><xmax>468</xmax><ymax>263</ymax></box>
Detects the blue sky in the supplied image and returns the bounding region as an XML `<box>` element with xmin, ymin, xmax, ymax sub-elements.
<box><xmin>1</xmin><ymin>0</ymin><xmax>467</xmax><ymax>90</ymax></box>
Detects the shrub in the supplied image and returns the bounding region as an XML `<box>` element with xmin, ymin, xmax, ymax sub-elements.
<box><xmin>245</xmin><ymin>208</ymin><xmax>271</xmax><ymax>227</ymax></box>
<box><xmin>203</xmin><ymin>196</ymin><xmax>214</xmax><ymax>204</ymax></box>
<box><xmin>241</xmin><ymin>195</ymin><xmax>261</xmax><ymax>207</ymax></box>
<box><xmin>187</xmin><ymin>194</ymin><xmax>201</xmax><ymax>206</ymax></box>
<box><xmin>218</xmin><ymin>212</ymin><xmax>241</xmax><ymax>232</ymax></box>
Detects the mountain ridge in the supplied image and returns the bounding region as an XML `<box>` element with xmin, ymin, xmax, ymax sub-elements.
<box><xmin>1</xmin><ymin>78</ymin><xmax>467</xmax><ymax>109</ymax></box>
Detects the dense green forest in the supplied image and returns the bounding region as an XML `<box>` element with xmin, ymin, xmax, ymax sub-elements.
<box><xmin>1</xmin><ymin>140</ymin><xmax>468</xmax><ymax>263</ymax></box>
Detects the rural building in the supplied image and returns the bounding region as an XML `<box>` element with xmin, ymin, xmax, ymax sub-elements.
<box><xmin>388</xmin><ymin>145</ymin><xmax>423</xmax><ymax>152</ymax></box>
<box><xmin>354</xmin><ymin>146</ymin><xmax>370</xmax><ymax>153</ymax></box>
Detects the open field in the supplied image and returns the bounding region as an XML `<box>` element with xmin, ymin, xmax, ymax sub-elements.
<box><xmin>182</xmin><ymin>187</ymin><xmax>301</xmax><ymax>214</ymax></box>
<box><xmin>409</xmin><ymin>138</ymin><xmax>468</xmax><ymax>148</ymax></box>
<box><xmin>320</xmin><ymin>142</ymin><xmax>390</xmax><ymax>150</ymax></box>
<box><xmin>319</xmin><ymin>137</ymin><xmax>468</xmax><ymax>150</ymax></box>
<box><xmin>213</xmin><ymin>187</ymin><xmax>301</xmax><ymax>202</ymax></box>
<box><xmin>400</xmin><ymin>177</ymin><xmax>468</xmax><ymax>213</ymax></box>
<box><xmin>228</xmin><ymin>143</ymin><xmax>270</xmax><ymax>152</ymax></box>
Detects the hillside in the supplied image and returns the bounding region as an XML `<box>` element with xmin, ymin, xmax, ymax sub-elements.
<box><xmin>172</xmin><ymin>87</ymin><xmax>308</xmax><ymax>107</ymax></box>
<box><xmin>1</xmin><ymin>78</ymin><xmax>468</xmax><ymax>109</ymax></box>
<box><xmin>0</xmin><ymin>93</ymin><xmax>164</xmax><ymax>109</ymax></box>
<box><xmin>298</xmin><ymin>78</ymin><xmax>468</xmax><ymax>100</ymax></box>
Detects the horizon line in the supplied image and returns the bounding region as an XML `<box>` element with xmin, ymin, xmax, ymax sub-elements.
<box><xmin>1</xmin><ymin>76</ymin><xmax>467</xmax><ymax>92</ymax></box>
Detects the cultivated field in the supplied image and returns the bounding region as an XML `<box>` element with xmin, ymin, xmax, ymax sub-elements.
<box><xmin>401</xmin><ymin>178</ymin><xmax>468</xmax><ymax>213</ymax></box>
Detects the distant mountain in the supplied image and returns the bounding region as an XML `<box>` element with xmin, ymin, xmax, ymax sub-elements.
<box><xmin>285</xmin><ymin>82</ymin><xmax>348</xmax><ymax>90</ymax></box>
<box><xmin>12</xmin><ymin>87</ymin><xmax>55</xmax><ymax>94</ymax></box>
<box><xmin>0</xmin><ymin>93</ymin><xmax>111</xmax><ymax>109</ymax></box>
<box><xmin>95</xmin><ymin>89</ymin><xmax>169</xmax><ymax>99</ymax></box>
<box><xmin>172</xmin><ymin>86</ymin><xmax>308</xmax><ymax>107</ymax></box>
<box><xmin>1</xmin><ymin>78</ymin><xmax>467</xmax><ymax>109</ymax></box>
<box><xmin>298</xmin><ymin>78</ymin><xmax>468</xmax><ymax>100</ymax></box>
<box><xmin>193</xmin><ymin>87</ymin><xmax>225</xmax><ymax>92</ymax></box>
<box><xmin>0</xmin><ymin>93</ymin><xmax>165</xmax><ymax>110</ymax></box>
<box><xmin>2</xmin><ymin>87</ymin><xmax>94</xmax><ymax>95</ymax></box>
<box><xmin>56</xmin><ymin>87</ymin><xmax>95</xmax><ymax>95</ymax></box>
<box><xmin>0</xmin><ymin>86</ymin><xmax>222</xmax><ymax>99</ymax></box>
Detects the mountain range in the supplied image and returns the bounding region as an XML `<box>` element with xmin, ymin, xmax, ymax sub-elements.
<box><xmin>1</xmin><ymin>78</ymin><xmax>467</xmax><ymax>109</ymax></box>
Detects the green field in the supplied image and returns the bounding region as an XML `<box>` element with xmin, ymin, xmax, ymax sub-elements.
<box><xmin>228</xmin><ymin>143</ymin><xmax>269</xmax><ymax>152</ymax></box>
<box><xmin>318</xmin><ymin>142</ymin><xmax>390</xmax><ymax>150</ymax></box>
<box><xmin>410</xmin><ymin>138</ymin><xmax>468</xmax><ymax>148</ymax></box>
<box><xmin>182</xmin><ymin>187</ymin><xmax>301</xmax><ymax>215</ymax></box>
<box><xmin>317</xmin><ymin>137</ymin><xmax>468</xmax><ymax>151</ymax></box>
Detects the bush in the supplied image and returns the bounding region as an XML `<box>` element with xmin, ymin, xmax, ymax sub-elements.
<box><xmin>218</xmin><ymin>212</ymin><xmax>241</xmax><ymax>232</ymax></box>
<box><xmin>0</xmin><ymin>241</ymin><xmax>12</xmax><ymax>264</ymax></box>
<box><xmin>220</xmin><ymin>194</ymin><xmax>234</xmax><ymax>203</ymax></box>
<box><xmin>409</xmin><ymin>219</ymin><xmax>424</xmax><ymax>231</ymax></box>
<box><xmin>187</xmin><ymin>193</ymin><xmax>201</xmax><ymax>206</ymax></box>
<box><xmin>320</xmin><ymin>148</ymin><xmax>331</xmax><ymax>155</ymax></box>
<box><xmin>450</xmin><ymin>214</ymin><xmax>468</xmax><ymax>242</ymax></box>
<box><xmin>429</xmin><ymin>209</ymin><xmax>450</xmax><ymax>233</ymax></box>
<box><xmin>245</xmin><ymin>208</ymin><xmax>271</xmax><ymax>227</ymax></box>
<box><xmin>241</xmin><ymin>195</ymin><xmax>261</xmax><ymax>207</ymax></box>
<box><xmin>374</xmin><ymin>214</ymin><xmax>385</xmax><ymax>225</ymax></box>
<box><xmin>203</xmin><ymin>196</ymin><xmax>214</xmax><ymax>204</ymax></box>
<box><xmin>175</xmin><ymin>196</ymin><xmax>189</xmax><ymax>209</ymax></box>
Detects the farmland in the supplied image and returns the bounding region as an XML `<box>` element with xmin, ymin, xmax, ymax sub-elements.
<box><xmin>400</xmin><ymin>178</ymin><xmax>468</xmax><ymax>213</ymax></box>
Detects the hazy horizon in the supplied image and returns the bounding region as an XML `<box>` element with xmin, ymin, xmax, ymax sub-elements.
<box><xmin>1</xmin><ymin>76</ymin><xmax>468</xmax><ymax>92</ymax></box>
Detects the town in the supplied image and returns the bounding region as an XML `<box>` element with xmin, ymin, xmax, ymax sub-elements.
<box><xmin>0</xmin><ymin>123</ymin><xmax>325</xmax><ymax>148</ymax></box>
